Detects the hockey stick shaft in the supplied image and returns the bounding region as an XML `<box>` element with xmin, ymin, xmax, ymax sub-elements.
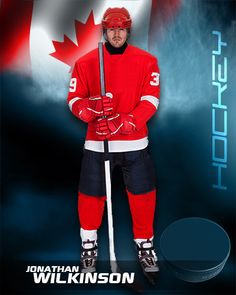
<box><xmin>98</xmin><ymin>42</ymin><xmax>118</xmax><ymax>271</ymax></box>
<box><xmin>98</xmin><ymin>42</ymin><xmax>143</xmax><ymax>292</ymax></box>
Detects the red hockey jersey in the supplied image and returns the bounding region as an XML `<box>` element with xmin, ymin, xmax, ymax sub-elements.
<box><xmin>67</xmin><ymin>44</ymin><xmax>160</xmax><ymax>153</ymax></box>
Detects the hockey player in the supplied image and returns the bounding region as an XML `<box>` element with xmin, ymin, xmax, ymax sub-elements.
<box><xmin>67</xmin><ymin>7</ymin><xmax>160</xmax><ymax>277</ymax></box>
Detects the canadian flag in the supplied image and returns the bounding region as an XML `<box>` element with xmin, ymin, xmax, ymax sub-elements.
<box><xmin>1</xmin><ymin>0</ymin><xmax>180</xmax><ymax>100</ymax></box>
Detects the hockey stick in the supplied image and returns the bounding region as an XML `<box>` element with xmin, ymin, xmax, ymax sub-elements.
<box><xmin>98</xmin><ymin>42</ymin><xmax>118</xmax><ymax>273</ymax></box>
<box><xmin>98</xmin><ymin>42</ymin><xmax>143</xmax><ymax>293</ymax></box>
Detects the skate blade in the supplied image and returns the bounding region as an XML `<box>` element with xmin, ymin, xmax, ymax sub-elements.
<box><xmin>144</xmin><ymin>265</ymin><xmax>159</xmax><ymax>273</ymax></box>
<box><xmin>81</xmin><ymin>267</ymin><xmax>96</xmax><ymax>273</ymax></box>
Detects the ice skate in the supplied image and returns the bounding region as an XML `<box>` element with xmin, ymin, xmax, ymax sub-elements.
<box><xmin>80</xmin><ymin>240</ymin><xmax>98</xmax><ymax>273</ymax></box>
<box><xmin>136</xmin><ymin>238</ymin><xmax>159</xmax><ymax>284</ymax></box>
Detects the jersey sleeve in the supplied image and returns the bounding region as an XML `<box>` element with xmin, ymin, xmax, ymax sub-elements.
<box><xmin>67</xmin><ymin>61</ymin><xmax>94</xmax><ymax>122</ymax></box>
<box><xmin>131</xmin><ymin>57</ymin><xmax>160</xmax><ymax>130</ymax></box>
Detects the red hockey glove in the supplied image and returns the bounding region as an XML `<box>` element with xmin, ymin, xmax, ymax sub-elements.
<box><xmin>79</xmin><ymin>92</ymin><xmax>113</xmax><ymax>122</ymax></box>
<box><xmin>96</xmin><ymin>113</ymin><xmax>136</xmax><ymax>139</ymax></box>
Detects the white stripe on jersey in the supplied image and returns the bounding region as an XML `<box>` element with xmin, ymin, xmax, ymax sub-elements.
<box><xmin>84</xmin><ymin>137</ymin><xmax>148</xmax><ymax>153</ymax></box>
<box><xmin>141</xmin><ymin>95</ymin><xmax>160</xmax><ymax>109</ymax></box>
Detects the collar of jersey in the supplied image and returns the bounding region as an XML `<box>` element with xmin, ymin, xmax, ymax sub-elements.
<box><xmin>105</xmin><ymin>41</ymin><xmax>128</xmax><ymax>55</ymax></box>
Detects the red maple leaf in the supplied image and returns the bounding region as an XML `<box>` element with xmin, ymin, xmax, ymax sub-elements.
<box><xmin>50</xmin><ymin>11</ymin><xmax>101</xmax><ymax>70</ymax></box>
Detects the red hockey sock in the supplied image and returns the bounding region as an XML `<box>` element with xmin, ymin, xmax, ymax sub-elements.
<box><xmin>127</xmin><ymin>189</ymin><xmax>156</xmax><ymax>239</ymax></box>
<box><xmin>78</xmin><ymin>192</ymin><xmax>106</xmax><ymax>230</ymax></box>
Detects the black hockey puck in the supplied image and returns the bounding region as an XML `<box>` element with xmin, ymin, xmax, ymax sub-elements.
<box><xmin>160</xmin><ymin>217</ymin><xmax>231</xmax><ymax>282</ymax></box>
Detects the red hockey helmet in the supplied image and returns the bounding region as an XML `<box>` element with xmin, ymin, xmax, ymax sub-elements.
<box><xmin>102</xmin><ymin>7</ymin><xmax>132</xmax><ymax>29</ymax></box>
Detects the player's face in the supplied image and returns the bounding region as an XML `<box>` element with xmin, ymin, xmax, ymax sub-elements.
<box><xmin>106</xmin><ymin>28</ymin><xmax>128</xmax><ymax>48</ymax></box>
